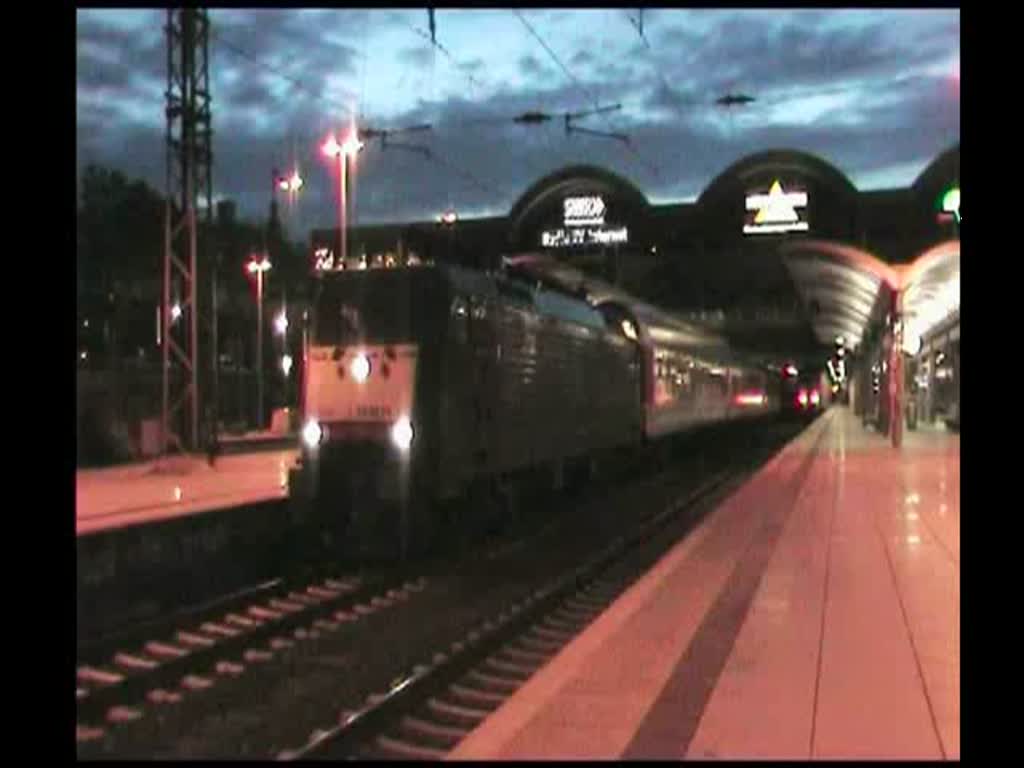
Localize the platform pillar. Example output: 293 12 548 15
889 288 904 449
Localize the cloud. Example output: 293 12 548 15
398 46 433 68
76 9 959 234
518 54 547 77
570 49 595 67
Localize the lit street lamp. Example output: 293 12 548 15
274 309 288 336
322 129 364 266
438 209 458 262
277 170 304 194
275 168 304 215
247 254 272 428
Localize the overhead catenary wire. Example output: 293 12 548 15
210 21 503 208
402 14 488 94
513 9 663 181
625 10 702 112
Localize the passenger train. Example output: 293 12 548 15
289 251 783 557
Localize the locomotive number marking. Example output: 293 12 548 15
356 404 393 419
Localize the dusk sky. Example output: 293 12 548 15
76 8 960 238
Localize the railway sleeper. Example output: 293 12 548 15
498 644 551 665
565 596 608 613
145 641 188 659
447 682 506 708
374 734 448 761
531 624 574 642
113 652 160 672
398 715 470 745
548 610 589 629
425 697 490 727
466 667 523 692
482 655 535 678
516 633 563 653
557 603 602 622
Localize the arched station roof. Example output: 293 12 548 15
507 164 650 248
901 239 959 352
912 144 959 200
780 240 894 349
500 147 958 357
698 148 858 210
780 237 960 353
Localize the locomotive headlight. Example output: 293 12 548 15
391 417 414 451
350 354 371 382
301 419 323 449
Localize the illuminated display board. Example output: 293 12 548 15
541 194 628 248
313 247 336 271
311 247 422 273
541 227 628 248
743 180 809 235
563 195 606 226
941 185 960 222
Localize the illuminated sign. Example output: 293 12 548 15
564 195 606 226
744 180 809 235
541 227 628 248
941 186 960 223
313 246 426 273
539 194 627 248
313 247 336 271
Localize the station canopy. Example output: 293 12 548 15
900 240 960 353
780 239 959 354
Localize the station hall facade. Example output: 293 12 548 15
311 145 959 369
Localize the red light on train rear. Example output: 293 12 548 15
797 390 809 407
810 390 821 406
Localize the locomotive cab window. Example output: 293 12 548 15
313 269 429 346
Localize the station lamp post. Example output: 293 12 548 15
322 130 364 267
247 254 272 429
438 209 458 262
276 169 304 197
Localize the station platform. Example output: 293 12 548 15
450 407 959 760
76 448 297 537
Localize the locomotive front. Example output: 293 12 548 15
289 266 445 549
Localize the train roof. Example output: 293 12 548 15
314 261 609 332
502 253 740 358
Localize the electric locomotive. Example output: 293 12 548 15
289 256 642 557
290 251 781 558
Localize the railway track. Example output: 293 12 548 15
78 420 800 758
279 468 737 760
76 569 428 743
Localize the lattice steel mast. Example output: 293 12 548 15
162 8 213 454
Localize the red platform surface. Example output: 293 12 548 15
76 449 297 536
450 408 959 760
